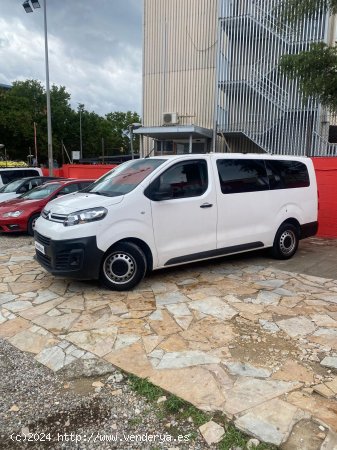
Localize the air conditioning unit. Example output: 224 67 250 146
162 112 179 125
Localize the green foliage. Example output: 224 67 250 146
219 425 247 450
128 375 164 401
278 0 337 112
281 0 337 20
219 424 278 450
106 110 141 154
280 42 337 111
0 79 141 164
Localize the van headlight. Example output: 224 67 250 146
3 210 23 218
64 207 108 226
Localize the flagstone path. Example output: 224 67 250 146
1 239 337 447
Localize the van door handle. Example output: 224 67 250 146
200 203 213 208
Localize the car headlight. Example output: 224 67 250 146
2 210 23 218
64 207 108 226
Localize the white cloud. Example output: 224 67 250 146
0 0 142 116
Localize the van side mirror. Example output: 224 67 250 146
144 184 172 201
151 190 172 201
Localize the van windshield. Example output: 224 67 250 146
84 159 166 197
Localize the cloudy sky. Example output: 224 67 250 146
0 0 143 116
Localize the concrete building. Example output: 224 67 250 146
136 0 337 157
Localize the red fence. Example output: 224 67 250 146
44 160 337 239
312 158 337 238
42 164 115 180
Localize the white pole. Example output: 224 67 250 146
43 0 53 175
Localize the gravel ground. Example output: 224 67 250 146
0 233 34 250
0 338 211 450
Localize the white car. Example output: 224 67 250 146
34 153 318 291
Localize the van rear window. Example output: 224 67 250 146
266 160 310 189
216 159 310 194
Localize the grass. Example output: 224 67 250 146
219 425 278 450
127 374 278 449
128 374 164 401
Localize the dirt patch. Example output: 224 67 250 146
281 419 326 450
230 319 299 369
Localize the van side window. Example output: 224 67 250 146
266 160 310 189
147 160 208 200
216 159 269 194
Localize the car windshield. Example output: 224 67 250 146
20 183 62 200
84 159 166 197
0 179 24 193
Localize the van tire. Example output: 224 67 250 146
272 223 299 260
100 242 147 291
27 213 40 236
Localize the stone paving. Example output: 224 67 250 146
1 238 337 447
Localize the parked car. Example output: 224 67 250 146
0 179 94 235
34 154 318 291
0 176 62 202
0 167 43 187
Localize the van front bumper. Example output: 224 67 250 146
34 231 104 280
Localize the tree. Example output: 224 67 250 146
106 111 141 154
280 43 337 111
280 0 337 20
0 79 141 164
279 0 337 111
0 80 75 163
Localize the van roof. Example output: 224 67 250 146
147 153 310 161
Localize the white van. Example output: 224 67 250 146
0 167 43 187
34 154 318 291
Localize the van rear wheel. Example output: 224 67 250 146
272 223 299 260
100 242 147 291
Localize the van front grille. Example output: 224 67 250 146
36 250 51 269
35 232 51 246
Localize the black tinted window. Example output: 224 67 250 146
0 169 40 184
147 160 208 200
24 170 40 177
266 160 310 189
217 159 269 194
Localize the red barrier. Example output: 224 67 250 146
42 164 116 179
311 158 337 238
43 160 337 238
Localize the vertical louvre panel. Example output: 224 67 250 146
142 0 218 153
217 0 337 156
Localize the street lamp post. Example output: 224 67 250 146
23 0 53 175
128 123 142 159
78 104 83 159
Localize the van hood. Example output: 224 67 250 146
46 192 124 214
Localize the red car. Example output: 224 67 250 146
0 179 94 235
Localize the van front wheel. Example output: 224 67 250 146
100 242 147 291
272 223 299 260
